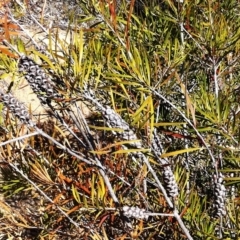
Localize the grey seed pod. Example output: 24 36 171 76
212 173 226 218
123 206 130 212
0 91 35 127
29 65 38 72
35 76 42 81
151 128 164 156
82 92 142 148
220 185 226 192
122 205 148 220
162 166 179 198
36 69 44 75
102 106 141 148
18 55 63 105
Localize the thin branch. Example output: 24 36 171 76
0 131 39 147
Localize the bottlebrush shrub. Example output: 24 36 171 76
1 0 240 238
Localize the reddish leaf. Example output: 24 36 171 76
0 46 18 58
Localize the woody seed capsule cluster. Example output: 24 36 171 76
18 55 63 105
82 92 142 149
122 206 148 220
0 91 34 127
212 173 226 217
103 106 142 148
151 129 164 156
152 129 179 198
163 166 179 198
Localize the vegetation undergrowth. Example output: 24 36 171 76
0 0 239 239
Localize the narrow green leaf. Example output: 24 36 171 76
72 184 81 204
154 122 186 127
114 148 150 154
161 147 202 158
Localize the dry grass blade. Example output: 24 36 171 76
29 161 54 185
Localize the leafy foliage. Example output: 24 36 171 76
0 0 240 239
